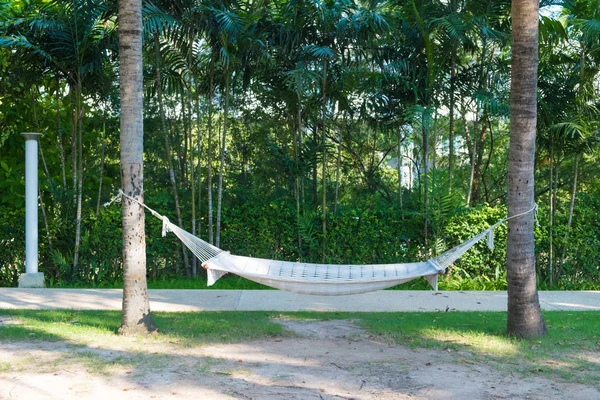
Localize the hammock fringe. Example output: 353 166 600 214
107 191 536 296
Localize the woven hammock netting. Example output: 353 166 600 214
111 191 532 296
160 214 503 296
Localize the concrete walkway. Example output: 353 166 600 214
0 288 598 312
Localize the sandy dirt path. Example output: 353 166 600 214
1 319 599 399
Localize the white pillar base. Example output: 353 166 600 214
18 272 45 288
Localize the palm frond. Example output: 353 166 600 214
303 44 335 59
143 1 179 36
0 34 52 61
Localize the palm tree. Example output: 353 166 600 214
118 0 155 335
146 11 192 276
506 0 546 338
184 0 242 246
1 0 117 279
429 0 475 192
214 6 245 249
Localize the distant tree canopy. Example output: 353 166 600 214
0 0 598 289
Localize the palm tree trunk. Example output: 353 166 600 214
118 0 155 335
183 51 196 276
38 145 53 249
154 34 190 277
70 87 77 200
38 186 52 249
471 120 487 205
506 0 546 338
207 58 215 245
96 115 107 216
321 59 328 263
334 130 341 216
190 121 197 276
295 94 302 259
190 91 197 279
398 128 403 212
73 72 84 277
312 125 318 205
181 89 189 187
448 57 456 193
548 133 554 286
465 117 475 206
552 156 560 281
422 116 429 241
558 155 579 279
196 92 203 244
39 140 52 192
56 74 67 189
216 68 230 248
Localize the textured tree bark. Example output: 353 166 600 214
506 0 546 338
118 0 155 335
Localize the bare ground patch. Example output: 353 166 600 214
0 316 22 327
1 318 599 399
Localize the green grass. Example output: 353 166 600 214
0 309 286 343
0 310 598 386
299 311 600 384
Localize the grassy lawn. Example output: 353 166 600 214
0 310 598 386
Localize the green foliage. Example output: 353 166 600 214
0 0 598 292
551 190 600 290
441 204 508 287
221 187 425 266
0 206 25 287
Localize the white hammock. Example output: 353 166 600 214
110 192 533 296
163 220 500 295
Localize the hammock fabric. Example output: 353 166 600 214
163 220 501 295
110 191 533 296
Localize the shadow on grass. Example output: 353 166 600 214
0 309 288 344
284 310 600 385
0 310 425 399
0 309 599 392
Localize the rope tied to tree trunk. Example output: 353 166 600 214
103 190 540 296
485 203 539 251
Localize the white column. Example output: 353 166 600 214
19 132 44 288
